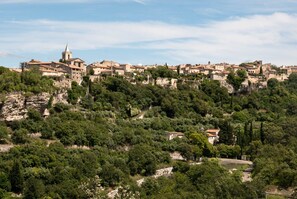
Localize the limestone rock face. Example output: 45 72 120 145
0 93 27 121
0 91 68 122
26 93 51 111
52 90 68 105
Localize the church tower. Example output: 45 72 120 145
62 44 72 62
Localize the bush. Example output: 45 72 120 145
12 128 30 144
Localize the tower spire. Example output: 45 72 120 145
65 44 70 52
62 44 72 61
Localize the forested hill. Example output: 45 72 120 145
1 67 297 198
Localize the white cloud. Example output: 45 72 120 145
0 51 22 58
200 0 297 15
133 0 146 4
0 52 9 57
1 12 297 65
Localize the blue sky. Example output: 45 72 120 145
1 0 297 67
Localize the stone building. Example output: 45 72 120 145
21 45 86 82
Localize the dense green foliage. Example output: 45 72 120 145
0 67 54 94
227 69 247 92
146 65 178 79
1 70 297 198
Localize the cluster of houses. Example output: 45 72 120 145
19 45 146 83
18 45 296 88
87 61 145 76
20 45 86 82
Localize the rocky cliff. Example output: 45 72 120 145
0 91 68 121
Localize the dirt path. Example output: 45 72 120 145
218 158 253 165
132 106 152 120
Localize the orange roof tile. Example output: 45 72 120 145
206 129 220 133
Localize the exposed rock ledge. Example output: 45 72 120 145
0 91 68 122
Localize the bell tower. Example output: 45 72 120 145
62 44 72 62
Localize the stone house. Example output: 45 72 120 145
87 62 112 75
130 65 145 73
87 60 128 76
230 65 243 72
188 65 204 74
21 45 86 82
166 132 184 140
113 66 125 76
213 64 225 71
177 64 191 74
120 64 132 73
206 129 220 145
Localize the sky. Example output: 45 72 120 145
1 0 297 67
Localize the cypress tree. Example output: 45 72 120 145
218 120 234 145
10 160 24 193
236 126 243 155
260 122 265 144
249 121 253 143
244 122 249 145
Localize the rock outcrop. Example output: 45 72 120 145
52 90 68 105
0 91 68 121
26 93 51 111
0 93 28 121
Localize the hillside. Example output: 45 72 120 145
0 67 297 198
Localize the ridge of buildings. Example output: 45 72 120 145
19 46 297 88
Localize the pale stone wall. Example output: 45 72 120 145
155 78 177 89
0 91 69 122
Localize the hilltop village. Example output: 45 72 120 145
16 45 295 92
1 45 297 198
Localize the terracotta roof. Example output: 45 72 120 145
28 59 42 63
206 129 220 133
28 61 51 65
89 64 110 69
100 60 119 65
